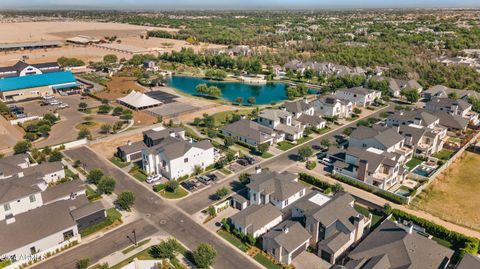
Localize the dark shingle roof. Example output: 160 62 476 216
247 171 303 201
263 220 311 252
229 204 282 234
348 220 454 269
221 119 275 144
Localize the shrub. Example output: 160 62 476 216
299 173 332 190
306 160 316 170
116 191 135 211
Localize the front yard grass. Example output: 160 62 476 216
432 149 455 160
80 208 122 237
405 157 423 170
129 169 147 182
253 252 283 269
260 151 274 159
211 109 253 126
217 229 249 252
159 186 189 199
276 141 295 151
110 157 130 168
412 151 480 231
219 167 232 175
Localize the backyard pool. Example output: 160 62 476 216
412 164 437 178
167 76 290 105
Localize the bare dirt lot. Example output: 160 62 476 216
0 21 225 65
412 151 480 231
90 132 144 159
96 76 146 100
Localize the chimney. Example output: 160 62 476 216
357 160 368 182
255 166 262 174
127 140 132 146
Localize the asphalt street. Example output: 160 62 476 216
39 146 262 269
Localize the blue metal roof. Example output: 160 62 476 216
0 71 77 92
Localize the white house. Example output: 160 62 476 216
0 176 44 221
247 170 306 210
257 109 304 141
312 97 353 119
280 100 327 129
229 204 283 238
335 87 381 107
142 138 214 180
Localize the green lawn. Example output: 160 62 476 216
353 204 385 228
432 149 455 160
253 253 283 269
80 208 122 237
217 229 249 252
160 186 189 199
211 109 253 126
405 157 424 170
64 168 78 179
0 259 12 269
129 169 147 182
86 185 102 201
297 136 313 145
122 239 151 254
260 151 274 159
276 141 295 151
110 157 130 168
219 167 233 175
432 236 454 249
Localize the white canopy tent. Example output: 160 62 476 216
117 90 162 110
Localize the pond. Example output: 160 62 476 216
166 76 289 105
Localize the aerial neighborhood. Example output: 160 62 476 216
0 6 479 269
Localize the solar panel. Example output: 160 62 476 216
145 91 179 103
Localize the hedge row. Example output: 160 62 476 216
331 174 406 205
392 209 479 262
299 173 333 190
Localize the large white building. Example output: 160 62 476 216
142 135 214 180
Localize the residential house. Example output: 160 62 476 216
280 100 326 129
262 220 312 265
257 109 304 141
0 154 31 179
328 147 405 189
312 97 353 119
398 124 446 158
116 140 147 162
0 176 44 221
335 87 381 107
386 110 440 129
142 137 214 180
247 170 306 210
229 204 283 238
221 119 282 147
343 220 454 269
295 193 371 264
22 161 65 184
422 84 480 101
349 125 412 159
371 76 422 97
425 97 478 126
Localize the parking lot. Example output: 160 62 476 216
181 171 226 193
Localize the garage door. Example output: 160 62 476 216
291 243 306 260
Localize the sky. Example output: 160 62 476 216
1 0 480 9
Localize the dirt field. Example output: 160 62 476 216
412 151 480 231
90 132 144 159
96 76 146 100
0 21 225 66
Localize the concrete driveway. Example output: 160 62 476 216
292 251 331 269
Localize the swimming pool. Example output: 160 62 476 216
412 164 436 178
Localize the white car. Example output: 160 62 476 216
57 103 69 109
49 100 60 105
146 174 162 184
43 95 55 100
320 157 333 166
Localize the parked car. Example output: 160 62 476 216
181 181 197 191
57 102 69 109
146 174 162 184
48 99 60 105
206 173 218 181
316 152 327 159
320 157 333 166
243 156 256 165
197 175 213 185
237 159 249 166
43 95 55 100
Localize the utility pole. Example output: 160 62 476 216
132 229 137 245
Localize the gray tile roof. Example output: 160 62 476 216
146 136 212 160
229 204 282 234
348 220 454 269
280 100 311 114
330 147 399 175
247 171 303 201
118 141 147 155
427 97 471 112
0 197 87 255
337 87 373 95
22 161 63 177
0 176 41 204
350 126 404 149
297 114 326 127
143 127 184 141
221 119 275 144
263 220 311 252
0 154 29 177
70 201 105 221
435 111 469 130
456 254 480 269
388 110 439 127
307 193 357 231
259 109 292 121
41 179 85 204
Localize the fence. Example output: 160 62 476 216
10 115 41 125
411 130 480 200
51 138 88 150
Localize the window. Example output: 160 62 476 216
63 230 74 241
284 200 289 206
30 247 36 255
29 195 36 203
184 158 188 163
3 203 10 211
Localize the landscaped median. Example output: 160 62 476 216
276 136 312 151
